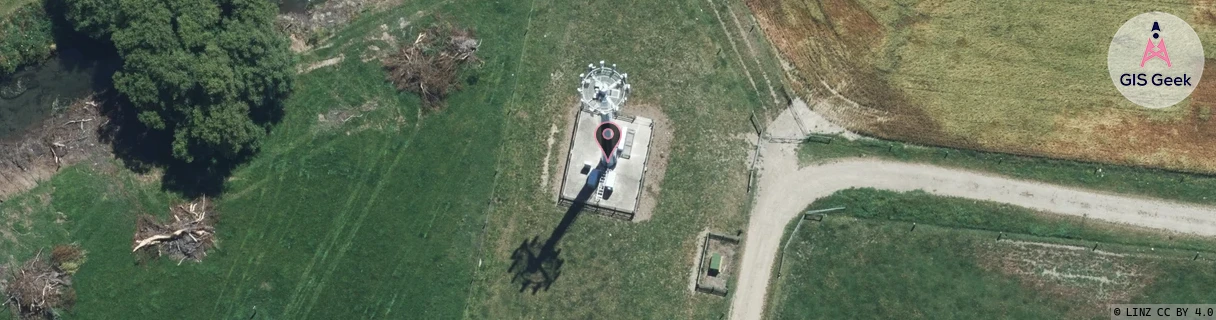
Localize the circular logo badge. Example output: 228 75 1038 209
1107 12 1205 109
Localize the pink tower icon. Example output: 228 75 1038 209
1141 21 1171 67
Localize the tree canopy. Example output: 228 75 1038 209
64 0 293 163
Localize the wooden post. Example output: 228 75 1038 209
749 111 762 135
910 223 916 231
997 232 1003 241
1092 243 1098 251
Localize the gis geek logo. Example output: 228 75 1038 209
1122 21 1192 87
1108 12 1205 109
1141 22 1171 67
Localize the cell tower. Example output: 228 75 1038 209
578 61 631 198
579 61 631 120
557 60 653 218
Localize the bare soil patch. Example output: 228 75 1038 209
276 0 406 39
626 102 672 222
539 123 558 190
817 0 884 48
1195 0 1216 26
288 34 311 53
298 54 345 74
745 0 942 147
1045 78 1216 172
1189 59 1216 114
0 95 107 201
975 239 1153 318
317 100 377 129
694 233 739 296
315 100 407 135
548 96 579 200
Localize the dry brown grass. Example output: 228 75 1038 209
1044 60 1216 171
749 0 1216 173
746 0 943 146
1195 0 1216 26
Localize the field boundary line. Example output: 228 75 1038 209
301 130 420 316
722 0 780 106
281 137 393 317
462 0 541 317
705 0 761 98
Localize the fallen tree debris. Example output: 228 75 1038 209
0 94 107 201
382 19 480 108
132 197 217 263
2 245 86 320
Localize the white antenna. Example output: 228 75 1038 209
577 61 630 117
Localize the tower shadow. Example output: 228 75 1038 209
508 184 595 294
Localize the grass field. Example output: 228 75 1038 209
769 192 1216 319
3 1 506 315
799 135 1216 206
770 216 1216 319
0 0 780 318
464 0 782 317
748 0 1216 173
808 188 1216 254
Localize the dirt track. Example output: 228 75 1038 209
728 105 1216 320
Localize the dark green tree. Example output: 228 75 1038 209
64 0 292 162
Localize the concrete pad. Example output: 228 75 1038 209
558 110 653 218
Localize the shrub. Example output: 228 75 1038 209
0 3 54 77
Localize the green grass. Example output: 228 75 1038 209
808 188 1216 255
0 176 68 267
769 215 1216 319
4 0 513 318
800 136 1216 206
463 0 782 318
1 0 780 317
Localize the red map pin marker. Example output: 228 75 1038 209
595 121 622 163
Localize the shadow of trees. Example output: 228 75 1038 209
508 185 595 294
93 92 251 198
39 0 279 198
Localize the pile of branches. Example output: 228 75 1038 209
382 20 481 108
132 197 217 264
2 245 85 320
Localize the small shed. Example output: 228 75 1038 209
708 253 722 277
